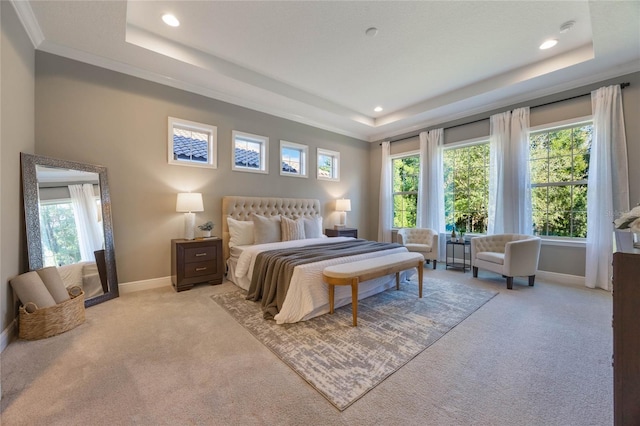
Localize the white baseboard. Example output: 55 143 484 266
1 319 17 354
118 276 172 295
536 270 585 287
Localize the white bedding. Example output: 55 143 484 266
230 237 409 324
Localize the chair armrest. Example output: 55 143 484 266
503 238 541 276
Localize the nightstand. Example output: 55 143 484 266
325 228 358 238
171 238 224 292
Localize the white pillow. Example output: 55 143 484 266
227 217 254 248
252 214 281 244
10 271 57 309
303 216 323 239
281 216 306 241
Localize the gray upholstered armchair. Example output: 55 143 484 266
470 234 541 289
397 228 438 269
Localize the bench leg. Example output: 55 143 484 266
418 261 424 298
351 278 358 327
329 284 335 314
396 272 400 290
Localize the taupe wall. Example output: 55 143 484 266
368 71 640 277
1 2 35 333
34 52 370 284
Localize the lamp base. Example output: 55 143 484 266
184 212 196 240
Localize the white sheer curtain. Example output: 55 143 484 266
417 129 446 260
378 141 393 242
69 184 104 262
586 85 629 290
488 107 532 235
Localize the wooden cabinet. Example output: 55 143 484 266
612 231 640 426
171 238 223 292
325 228 358 238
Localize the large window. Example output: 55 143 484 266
168 117 217 169
392 154 419 228
529 121 592 238
443 142 489 234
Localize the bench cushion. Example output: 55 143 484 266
323 252 423 279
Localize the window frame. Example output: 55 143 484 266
317 148 340 181
231 130 269 174
528 116 593 241
391 151 420 230
443 137 490 235
280 140 308 178
168 117 217 169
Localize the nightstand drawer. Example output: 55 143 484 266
171 238 224 292
183 260 217 278
184 245 216 263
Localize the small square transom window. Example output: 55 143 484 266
232 131 269 174
280 140 308 178
168 117 217 169
317 148 340 181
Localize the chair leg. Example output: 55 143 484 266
432 260 437 270
529 275 535 286
472 266 478 277
506 276 513 290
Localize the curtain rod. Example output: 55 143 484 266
381 82 630 145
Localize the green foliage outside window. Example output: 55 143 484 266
392 155 419 228
444 143 489 234
529 124 592 237
39 202 81 267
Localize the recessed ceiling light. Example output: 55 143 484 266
162 14 180 27
374 106 383 112
539 39 558 50
365 27 378 37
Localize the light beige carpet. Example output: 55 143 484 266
0 268 614 425
212 278 497 410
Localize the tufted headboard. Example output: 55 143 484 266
221 196 322 260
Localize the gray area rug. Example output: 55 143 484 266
211 277 497 410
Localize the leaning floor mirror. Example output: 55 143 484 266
21 153 119 307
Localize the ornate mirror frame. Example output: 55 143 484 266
21 153 119 307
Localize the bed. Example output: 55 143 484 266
222 196 409 324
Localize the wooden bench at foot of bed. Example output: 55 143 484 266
322 252 425 326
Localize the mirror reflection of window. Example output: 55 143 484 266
39 200 81 266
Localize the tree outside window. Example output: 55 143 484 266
444 143 489 234
529 123 592 238
39 202 81 266
392 154 419 228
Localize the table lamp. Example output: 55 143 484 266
335 198 351 229
176 192 204 240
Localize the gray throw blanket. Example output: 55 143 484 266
247 239 402 319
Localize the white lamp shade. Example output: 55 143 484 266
336 199 351 212
176 193 204 212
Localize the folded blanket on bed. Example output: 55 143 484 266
247 239 402 319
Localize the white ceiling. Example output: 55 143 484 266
13 1 640 141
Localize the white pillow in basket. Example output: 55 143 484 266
10 271 56 309
36 267 70 304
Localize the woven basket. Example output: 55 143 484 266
18 287 85 340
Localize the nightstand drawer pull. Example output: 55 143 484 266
195 253 207 257
195 267 207 271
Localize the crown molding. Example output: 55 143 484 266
10 0 44 48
